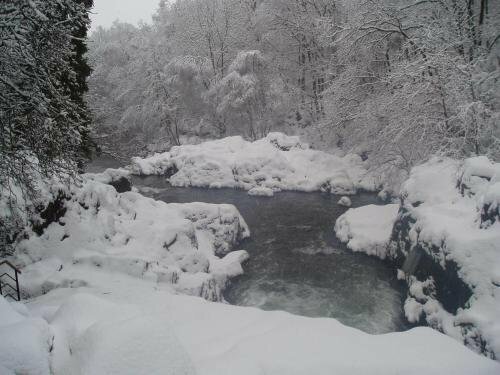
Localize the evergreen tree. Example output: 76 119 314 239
65 0 95 167
0 0 93 238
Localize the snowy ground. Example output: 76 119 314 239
1 156 500 372
2 280 500 375
130 133 377 195
335 156 500 358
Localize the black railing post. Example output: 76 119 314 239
15 270 20 301
0 260 22 301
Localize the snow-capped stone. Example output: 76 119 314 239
395 156 500 358
334 204 399 259
337 196 352 207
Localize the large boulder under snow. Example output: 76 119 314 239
395 157 500 358
130 133 377 195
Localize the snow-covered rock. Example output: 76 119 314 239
337 196 352 207
334 204 399 259
393 157 500 358
457 156 500 226
12 171 249 302
340 157 500 359
335 156 500 359
130 133 377 195
83 168 132 193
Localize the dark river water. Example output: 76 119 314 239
132 176 409 334
87 158 409 334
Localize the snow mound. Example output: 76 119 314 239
130 133 377 195
49 293 195 375
14 171 250 302
334 204 399 259
0 296 52 375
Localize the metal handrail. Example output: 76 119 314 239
0 260 21 301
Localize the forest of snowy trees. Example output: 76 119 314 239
89 0 500 175
1 0 498 250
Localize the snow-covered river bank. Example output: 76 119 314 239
2 141 498 373
84 135 500 360
132 175 408 334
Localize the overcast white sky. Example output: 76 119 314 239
90 0 160 31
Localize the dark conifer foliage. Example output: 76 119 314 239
64 0 95 165
0 0 93 246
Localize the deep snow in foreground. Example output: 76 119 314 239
335 156 500 358
2 282 500 375
130 133 376 195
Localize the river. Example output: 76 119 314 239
87 158 408 334
132 175 408 334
